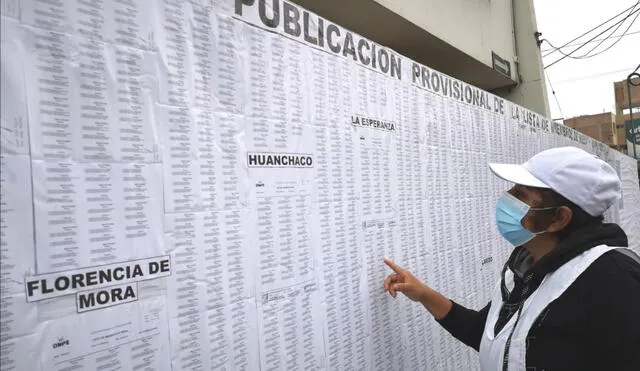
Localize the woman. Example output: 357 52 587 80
384 147 640 370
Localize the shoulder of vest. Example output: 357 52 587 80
575 246 640 281
610 247 640 265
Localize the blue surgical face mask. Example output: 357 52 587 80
495 192 556 247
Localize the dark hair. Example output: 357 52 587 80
534 188 604 240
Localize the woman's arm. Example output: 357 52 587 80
436 301 491 351
383 259 491 351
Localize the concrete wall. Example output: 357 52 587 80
290 0 550 117
492 0 550 118
372 0 515 72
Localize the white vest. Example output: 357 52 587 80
478 244 623 371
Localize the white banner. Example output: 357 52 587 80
1 0 639 370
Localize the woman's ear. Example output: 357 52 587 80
547 206 573 233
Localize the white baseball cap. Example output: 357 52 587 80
488 147 621 216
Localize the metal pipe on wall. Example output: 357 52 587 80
627 65 640 159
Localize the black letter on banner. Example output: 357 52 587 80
412 63 420 84
464 86 473 103
343 32 357 61
442 76 450 96
390 55 401 80
472 89 480 106
99 270 112 284
421 67 431 89
86 271 97 286
78 294 95 309
248 154 258 166
55 276 70 291
494 97 503 114
235 0 254 16
259 0 280 28
149 261 160 274
303 11 318 45
113 267 124 280
453 81 461 100
161 259 170 273
283 2 300 37
327 24 341 53
430 72 441 93
317 18 324 47
358 39 371 65
97 291 109 304
132 265 143 278
26 281 39 297
378 49 389 74
42 280 52 294
371 44 377 68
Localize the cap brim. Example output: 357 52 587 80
488 163 550 189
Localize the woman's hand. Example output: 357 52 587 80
383 258 453 320
383 258 432 302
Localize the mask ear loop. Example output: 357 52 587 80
527 206 561 235
528 206 560 211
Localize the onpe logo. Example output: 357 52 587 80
52 337 70 349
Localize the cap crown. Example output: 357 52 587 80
523 147 621 216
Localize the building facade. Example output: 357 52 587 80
290 0 550 116
564 113 618 147
614 77 640 158
561 77 640 158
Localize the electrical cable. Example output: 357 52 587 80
573 1 640 58
540 31 640 52
573 7 640 59
544 6 639 61
545 72 565 119
543 10 639 62
542 2 640 58
544 12 638 61
544 8 640 69
552 67 637 84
